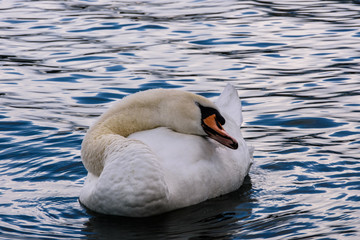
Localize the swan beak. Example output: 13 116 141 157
202 114 238 149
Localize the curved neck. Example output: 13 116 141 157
99 106 162 137
81 105 164 176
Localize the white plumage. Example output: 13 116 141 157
80 84 253 217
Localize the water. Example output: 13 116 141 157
1 0 359 239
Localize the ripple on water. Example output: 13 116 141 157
0 0 360 239
249 115 347 129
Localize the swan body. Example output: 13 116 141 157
80 84 253 217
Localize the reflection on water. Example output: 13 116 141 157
83 177 253 239
1 0 360 239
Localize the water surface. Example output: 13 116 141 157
1 0 360 239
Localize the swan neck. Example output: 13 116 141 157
100 107 162 137
81 105 163 176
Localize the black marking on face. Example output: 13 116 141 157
196 103 225 125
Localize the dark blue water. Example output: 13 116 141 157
1 0 360 239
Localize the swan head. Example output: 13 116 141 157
95 88 238 150
154 89 239 150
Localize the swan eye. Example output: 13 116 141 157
197 102 238 149
196 103 225 125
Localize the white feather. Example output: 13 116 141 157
79 84 253 217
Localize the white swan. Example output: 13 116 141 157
80 84 253 217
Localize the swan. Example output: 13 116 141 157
79 84 253 217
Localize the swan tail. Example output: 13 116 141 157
215 84 243 127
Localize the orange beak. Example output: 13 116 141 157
202 114 238 149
